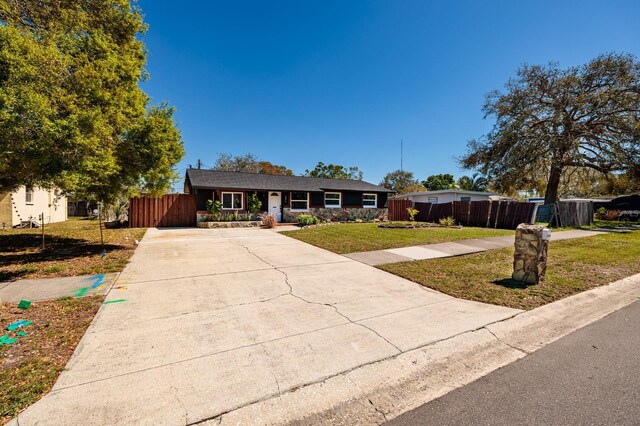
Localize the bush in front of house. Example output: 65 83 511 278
248 193 262 215
206 199 223 214
298 214 320 226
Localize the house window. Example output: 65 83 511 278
363 193 377 208
221 192 243 210
460 196 471 202
290 191 308 211
324 192 341 208
25 187 33 204
427 197 438 203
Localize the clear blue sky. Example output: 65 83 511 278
137 0 640 186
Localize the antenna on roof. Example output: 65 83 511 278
400 139 403 171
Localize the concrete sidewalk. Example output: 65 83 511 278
11 227 520 426
344 229 603 266
0 273 118 303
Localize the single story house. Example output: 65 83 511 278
394 189 497 204
184 169 394 222
0 186 67 228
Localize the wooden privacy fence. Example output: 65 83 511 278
388 199 412 221
129 194 197 228
554 201 594 227
388 199 537 229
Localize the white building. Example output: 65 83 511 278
394 189 498 204
0 186 67 228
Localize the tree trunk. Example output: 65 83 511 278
544 166 562 204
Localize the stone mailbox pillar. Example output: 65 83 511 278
512 224 550 284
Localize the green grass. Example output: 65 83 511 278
379 231 640 310
0 218 146 282
281 223 513 254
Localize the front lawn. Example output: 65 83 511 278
379 231 640 310
281 223 513 254
0 296 103 424
0 218 146 282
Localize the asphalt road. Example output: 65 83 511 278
387 299 640 426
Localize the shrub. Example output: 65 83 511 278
247 192 262 214
407 207 419 222
298 214 319 226
206 199 222 214
605 210 621 221
439 216 456 227
262 214 277 228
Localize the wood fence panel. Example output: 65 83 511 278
414 202 432 222
555 201 593 227
388 199 412 221
129 194 197 228
468 201 491 227
453 201 471 226
389 199 535 229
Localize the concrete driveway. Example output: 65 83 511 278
14 228 520 425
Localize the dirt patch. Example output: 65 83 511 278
0 296 103 424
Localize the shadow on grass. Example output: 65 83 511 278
492 277 537 289
0 234 122 282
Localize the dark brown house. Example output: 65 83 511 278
184 169 394 223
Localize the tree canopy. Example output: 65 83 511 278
211 153 293 175
421 174 456 191
380 169 417 193
460 53 640 203
0 0 184 202
304 162 363 180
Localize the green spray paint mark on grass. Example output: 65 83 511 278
103 299 126 305
17 331 27 337
74 287 89 297
6 320 32 331
0 334 18 345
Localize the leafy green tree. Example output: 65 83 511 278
304 162 363 180
0 0 184 202
460 53 640 204
380 170 417 193
457 173 489 191
422 174 456 191
212 153 293 175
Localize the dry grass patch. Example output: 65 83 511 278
0 296 103 424
0 218 146 282
281 223 512 254
379 231 640 310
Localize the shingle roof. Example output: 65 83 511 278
186 169 394 193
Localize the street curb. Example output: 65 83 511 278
210 273 640 426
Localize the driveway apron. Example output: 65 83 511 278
13 228 520 425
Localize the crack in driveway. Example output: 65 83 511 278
236 242 403 354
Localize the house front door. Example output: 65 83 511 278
268 192 282 222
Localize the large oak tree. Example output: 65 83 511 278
0 0 184 202
460 53 640 203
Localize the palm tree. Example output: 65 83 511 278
457 173 488 191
